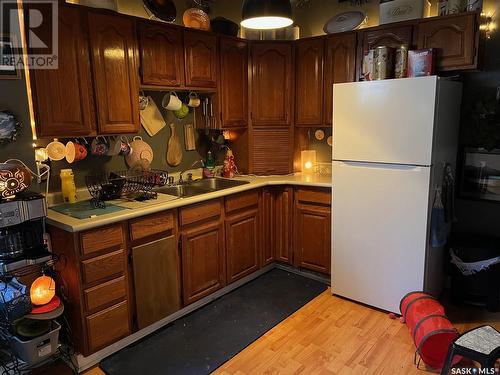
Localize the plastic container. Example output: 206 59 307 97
10 321 61 366
400 292 459 369
60 169 77 204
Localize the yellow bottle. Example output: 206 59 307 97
60 169 77 204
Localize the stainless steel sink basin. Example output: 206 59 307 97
156 178 249 198
190 178 249 191
157 185 210 198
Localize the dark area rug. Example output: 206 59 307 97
100 269 327 375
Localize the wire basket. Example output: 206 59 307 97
86 169 169 207
0 289 32 324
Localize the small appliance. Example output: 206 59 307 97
0 192 50 273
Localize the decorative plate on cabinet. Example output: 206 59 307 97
323 11 365 34
183 8 210 30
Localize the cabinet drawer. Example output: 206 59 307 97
80 224 124 256
83 276 127 313
296 188 331 206
180 199 221 227
86 300 130 353
225 190 259 214
81 249 125 285
130 211 174 242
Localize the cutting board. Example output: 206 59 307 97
184 124 196 151
140 96 166 137
166 123 182 166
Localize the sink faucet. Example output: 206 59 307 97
178 159 204 185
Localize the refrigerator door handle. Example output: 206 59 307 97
334 161 428 171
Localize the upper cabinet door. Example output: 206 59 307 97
183 31 218 88
220 38 248 128
251 42 293 126
88 13 140 134
362 25 413 52
416 13 477 71
31 6 95 138
138 23 184 87
324 33 357 126
295 38 324 126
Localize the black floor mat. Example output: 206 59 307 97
100 269 327 375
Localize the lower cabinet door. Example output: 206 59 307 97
86 300 130 353
275 187 293 264
181 221 225 305
132 236 181 330
295 203 331 274
226 209 260 283
261 188 275 266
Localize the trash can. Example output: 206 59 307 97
449 235 500 312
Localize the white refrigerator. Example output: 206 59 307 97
331 76 462 313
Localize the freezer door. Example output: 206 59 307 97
332 161 431 313
333 77 437 166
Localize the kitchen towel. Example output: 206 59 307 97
430 187 446 247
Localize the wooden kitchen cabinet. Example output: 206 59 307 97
181 220 225 305
275 187 293 264
220 37 248 128
88 12 140 134
294 188 331 274
183 30 218 88
251 42 293 126
261 188 275 266
180 200 225 305
225 209 260 283
30 5 96 137
86 300 130 353
295 38 324 126
416 13 478 71
324 33 357 125
361 25 414 52
49 223 131 356
262 187 293 265
225 190 260 283
138 23 184 87
251 128 293 174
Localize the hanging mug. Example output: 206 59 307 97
187 92 201 108
91 136 109 156
161 91 182 111
65 139 88 163
117 136 133 156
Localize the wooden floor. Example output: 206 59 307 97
84 288 500 375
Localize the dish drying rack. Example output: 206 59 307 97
86 169 169 208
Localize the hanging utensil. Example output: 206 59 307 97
184 124 196 151
166 123 183 167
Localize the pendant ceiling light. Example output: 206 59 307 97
241 0 293 30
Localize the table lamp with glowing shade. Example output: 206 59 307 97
30 275 56 306
301 150 317 174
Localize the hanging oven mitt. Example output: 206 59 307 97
430 187 446 248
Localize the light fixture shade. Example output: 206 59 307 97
301 150 317 174
241 0 293 30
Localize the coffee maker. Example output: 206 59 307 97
0 192 50 273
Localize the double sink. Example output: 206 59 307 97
157 178 250 198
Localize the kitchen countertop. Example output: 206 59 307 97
47 173 332 233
